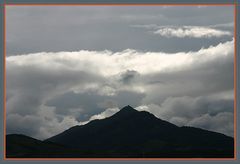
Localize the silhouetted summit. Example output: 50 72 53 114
120 105 136 111
6 106 234 158
112 105 138 118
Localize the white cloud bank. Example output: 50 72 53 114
153 26 232 38
6 39 234 139
7 39 233 76
132 24 233 38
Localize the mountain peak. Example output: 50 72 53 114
38 105 234 158
121 105 136 111
112 105 138 118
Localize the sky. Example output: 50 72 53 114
6 6 234 140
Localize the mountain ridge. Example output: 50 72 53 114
6 105 234 158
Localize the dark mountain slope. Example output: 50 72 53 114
46 106 179 149
45 105 234 158
6 134 82 158
7 106 234 158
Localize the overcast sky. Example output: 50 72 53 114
6 6 234 140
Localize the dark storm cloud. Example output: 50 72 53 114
46 90 145 121
141 49 234 104
6 6 233 55
136 95 234 136
6 38 234 138
187 112 234 137
119 70 140 84
7 60 105 116
7 114 43 137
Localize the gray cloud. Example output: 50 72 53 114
6 39 234 139
45 89 145 121
7 114 43 137
136 95 234 136
6 6 234 139
119 70 140 84
187 112 234 137
153 26 231 38
6 6 234 55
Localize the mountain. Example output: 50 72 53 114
6 134 84 158
7 106 234 158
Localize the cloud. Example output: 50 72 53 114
119 70 140 84
209 22 234 28
135 94 234 136
45 90 145 120
187 112 234 137
7 39 233 76
132 24 233 38
6 39 234 139
153 26 231 38
6 105 81 139
7 113 43 137
6 6 234 55
80 108 120 125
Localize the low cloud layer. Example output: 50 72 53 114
6 39 234 139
